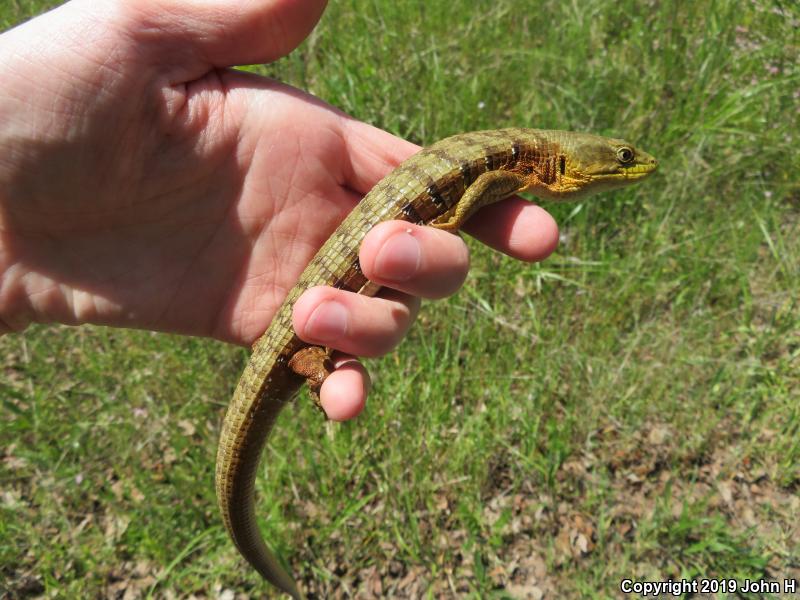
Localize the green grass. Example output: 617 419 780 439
2 0 799 598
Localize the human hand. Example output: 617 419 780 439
0 0 559 419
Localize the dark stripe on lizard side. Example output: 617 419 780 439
400 201 423 224
426 184 447 208
329 256 367 292
333 268 368 292
426 149 479 197
484 144 503 171
459 161 474 187
541 155 552 183
403 162 454 212
368 179 410 214
401 163 447 215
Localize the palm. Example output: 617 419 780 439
0 7 413 343
204 78 393 344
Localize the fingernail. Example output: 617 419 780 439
305 301 348 343
374 231 421 282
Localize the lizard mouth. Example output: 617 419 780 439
624 159 659 178
592 158 658 181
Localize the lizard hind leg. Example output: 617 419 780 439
431 170 528 232
288 346 334 413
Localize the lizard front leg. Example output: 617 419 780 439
430 170 529 232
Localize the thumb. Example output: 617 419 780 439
124 0 327 76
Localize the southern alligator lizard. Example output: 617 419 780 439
215 128 657 597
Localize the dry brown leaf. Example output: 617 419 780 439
178 419 196 436
103 513 130 542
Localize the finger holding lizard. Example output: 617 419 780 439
291 122 562 421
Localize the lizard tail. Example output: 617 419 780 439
216 360 305 599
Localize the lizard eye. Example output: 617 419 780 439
616 147 635 164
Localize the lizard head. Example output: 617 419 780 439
544 132 658 199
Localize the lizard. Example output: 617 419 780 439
215 128 658 598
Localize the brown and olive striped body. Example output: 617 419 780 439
215 129 657 598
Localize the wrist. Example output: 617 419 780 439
0 25 71 334
0 73 33 334
0 243 33 334
0 228 99 334
0 223 63 335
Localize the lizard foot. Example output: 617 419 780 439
287 346 334 414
